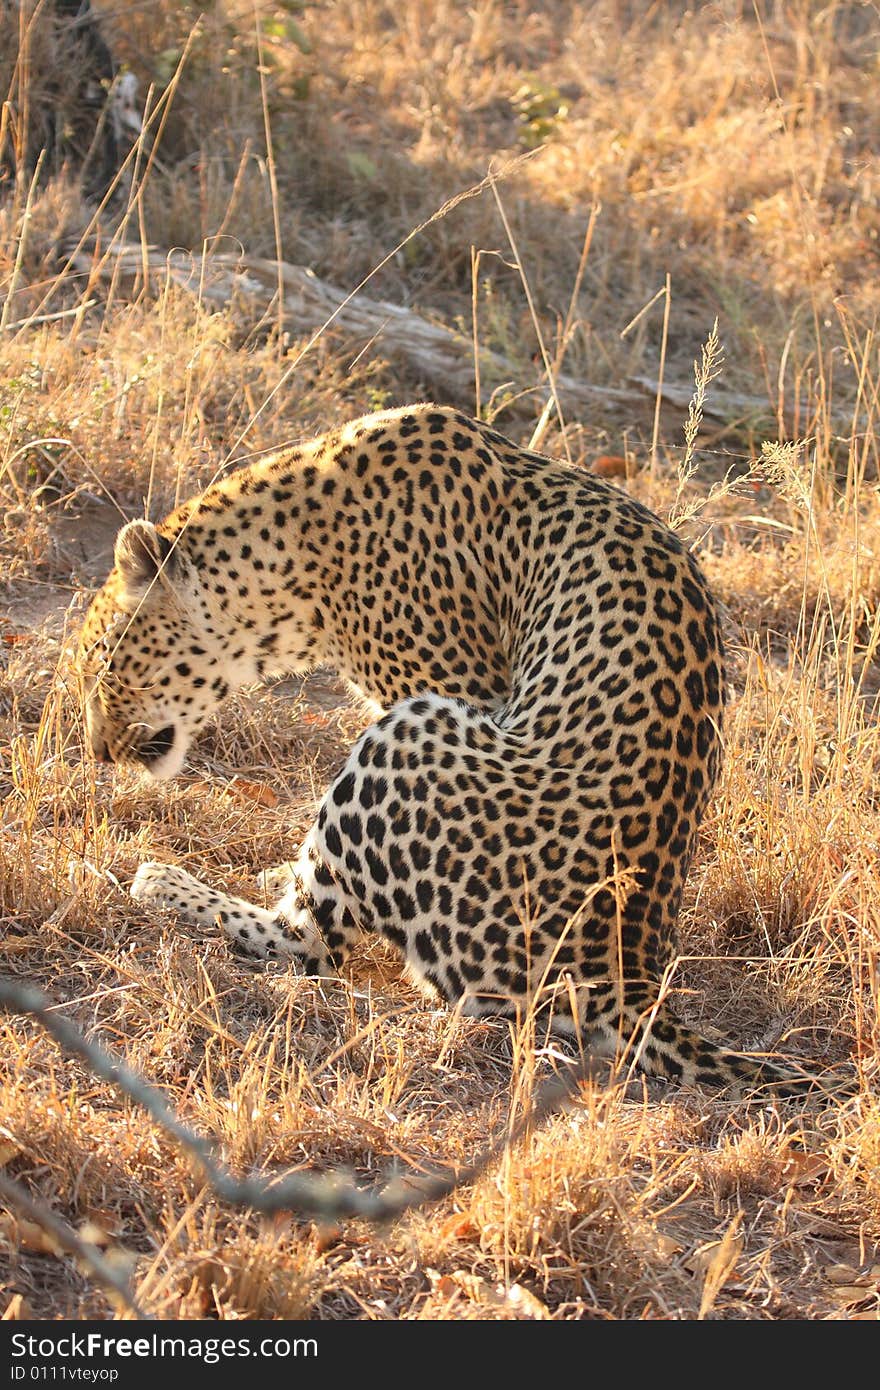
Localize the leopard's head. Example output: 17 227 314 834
78 520 229 779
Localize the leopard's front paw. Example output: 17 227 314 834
131 861 203 913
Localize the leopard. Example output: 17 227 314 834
77 403 805 1092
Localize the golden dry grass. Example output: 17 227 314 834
1 1 879 1320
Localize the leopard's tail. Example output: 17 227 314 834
565 978 842 1097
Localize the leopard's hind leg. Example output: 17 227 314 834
559 977 818 1096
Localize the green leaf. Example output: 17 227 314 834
347 152 378 182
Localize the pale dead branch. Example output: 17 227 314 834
70 243 786 429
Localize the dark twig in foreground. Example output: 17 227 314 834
0 976 580 1223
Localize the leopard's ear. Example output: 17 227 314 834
114 520 177 601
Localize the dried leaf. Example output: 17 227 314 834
228 777 279 808
591 454 630 478
193 1258 226 1297
78 1220 111 1249
181 1273 213 1318
433 1269 550 1318
0 1213 63 1257
1 1294 32 1320
782 1151 832 1189
656 1231 683 1257
505 1283 552 1319
439 1212 479 1242
830 1285 876 1304
97 1247 139 1281
689 1216 744 1318
310 1222 344 1254
184 779 216 799
82 1208 122 1238
824 1262 880 1287
0 1141 20 1168
179 777 280 808
823 1258 880 1314
448 1271 503 1308
300 710 331 727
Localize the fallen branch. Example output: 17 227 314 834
69 243 782 428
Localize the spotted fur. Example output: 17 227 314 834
79 404 802 1090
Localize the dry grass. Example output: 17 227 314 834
1 0 879 1320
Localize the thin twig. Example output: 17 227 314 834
0 147 45 334
253 2 285 348
471 245 482 418
0 300 97 334
489 164 572 464
651 272 671 476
